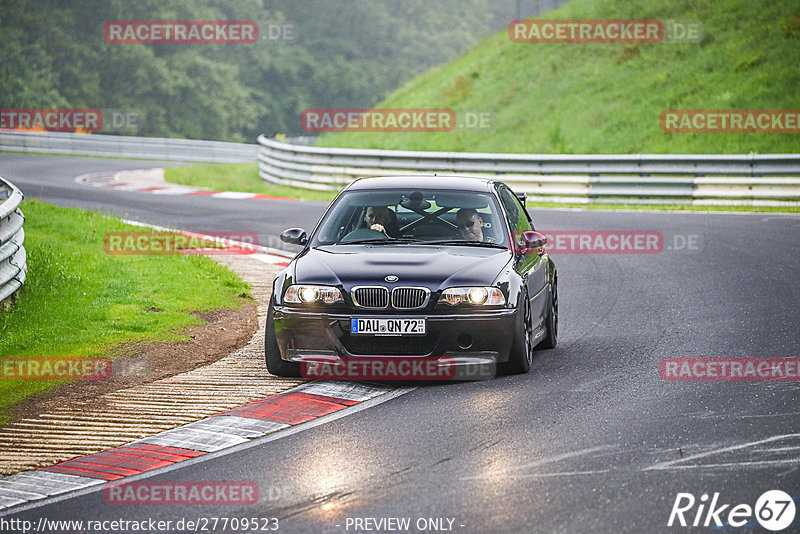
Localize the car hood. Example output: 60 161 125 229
293 245 512 291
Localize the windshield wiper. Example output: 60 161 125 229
339 238 417 245
419 239 507 249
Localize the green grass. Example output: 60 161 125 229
317 0 800 154
165 163 337 202
0 200 252 422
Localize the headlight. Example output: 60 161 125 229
284 285 343 305
440 287 505 306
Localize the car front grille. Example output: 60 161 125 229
352 286 389 308
391 287 429 309
352 286 430 309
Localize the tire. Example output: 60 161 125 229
265 301 301 377
537 277 558 350
499 291 533 375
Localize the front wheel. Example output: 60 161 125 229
537 277 558 349
265 302 300 377
499 291 533 375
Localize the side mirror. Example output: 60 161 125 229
280 228 307 246
517 231 547 254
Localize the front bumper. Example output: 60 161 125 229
273 306 518 378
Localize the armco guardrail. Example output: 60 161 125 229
257 136 800 205
0 177 26 306
0 130 257 163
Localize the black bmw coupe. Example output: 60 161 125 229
265 176 558 379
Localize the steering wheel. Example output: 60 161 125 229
340 227 387 243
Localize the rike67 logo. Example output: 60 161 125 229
669 490 796 531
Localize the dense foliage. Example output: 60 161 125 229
0 0 522 141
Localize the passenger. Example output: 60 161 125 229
456 208 494 242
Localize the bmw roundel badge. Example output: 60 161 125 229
385 275 399 283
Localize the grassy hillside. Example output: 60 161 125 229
318 0 800 154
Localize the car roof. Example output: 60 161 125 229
345 175 498 193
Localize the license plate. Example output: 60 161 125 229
350 318 426 336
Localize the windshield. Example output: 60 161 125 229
310 189 509 248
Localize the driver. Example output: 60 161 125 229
365 206 392 236
456 208 494 242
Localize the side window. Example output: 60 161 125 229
498 187 531 243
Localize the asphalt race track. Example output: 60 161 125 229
0 154 327 253
2 154 800 533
